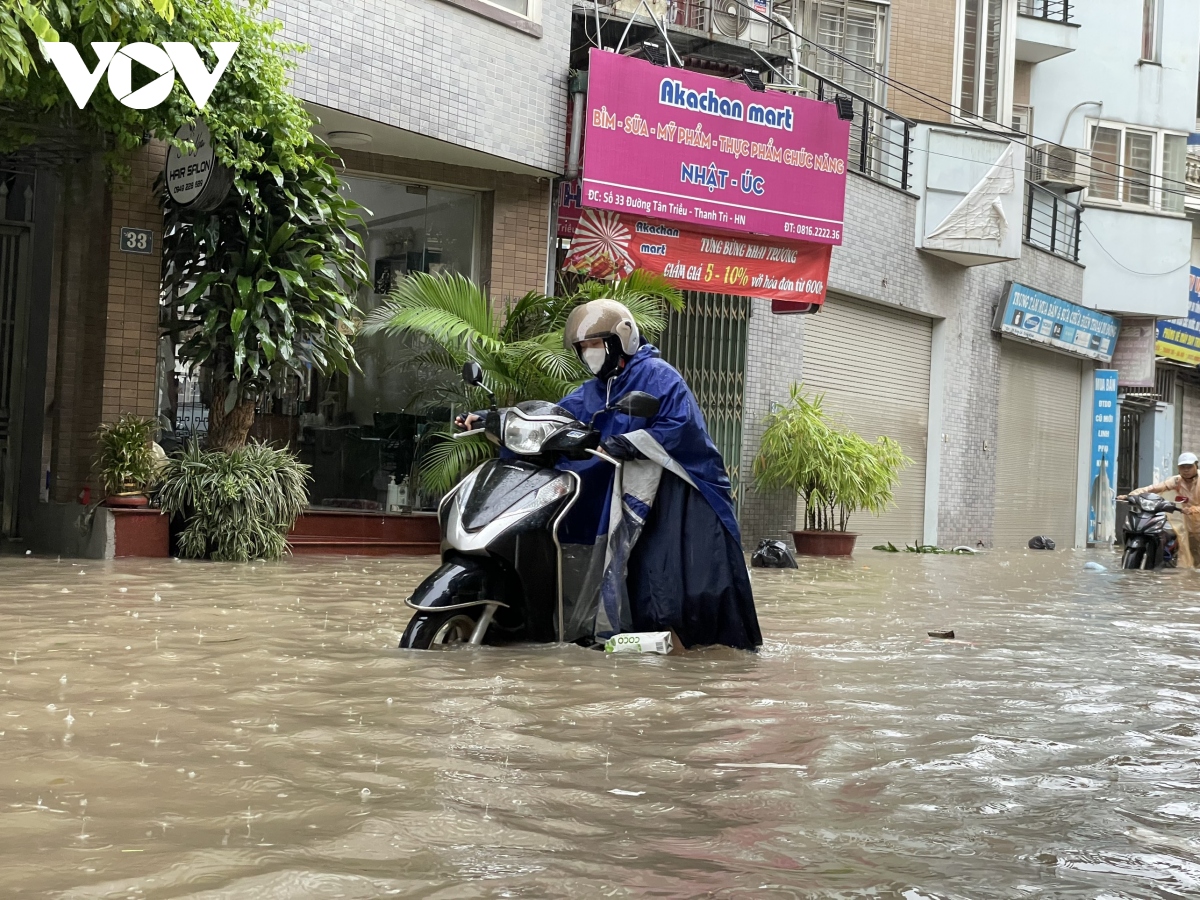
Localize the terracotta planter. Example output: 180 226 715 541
105 492 149 509
791 530 858 557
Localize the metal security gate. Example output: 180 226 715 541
0 225 30 537
658 292 751 512
994 341 1082 548
801 295 933 546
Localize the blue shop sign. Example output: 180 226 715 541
993 282 1119 363
1154 265 1200 367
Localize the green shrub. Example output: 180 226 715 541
156 442 309 561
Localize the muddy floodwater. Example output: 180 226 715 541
2 551 1200 898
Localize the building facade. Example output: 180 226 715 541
575 0 1199 551
1 0 572 554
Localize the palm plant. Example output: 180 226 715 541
156 442 310 561
360 270 683 492
753 385 911 532
94 415 159 497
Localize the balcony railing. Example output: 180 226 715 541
591 0 789 48
792 63 914 193
1018 0 1073 24
1023 181 1081 261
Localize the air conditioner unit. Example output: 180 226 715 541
1030 142 1089 190
705 0 773 46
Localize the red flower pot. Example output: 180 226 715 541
105 493 149 509
790 530 858 557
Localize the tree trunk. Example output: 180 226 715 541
207 380 257 451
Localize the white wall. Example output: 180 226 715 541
1079 206 1192 317
1029 0 1200 145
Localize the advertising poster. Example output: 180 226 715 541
556 178 583 240
580 48 851 243
1089 369 1118 545
1112 318 1157 388
562 208 831 306
993 282 1119 363
1155 266 1200 366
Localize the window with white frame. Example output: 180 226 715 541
958 0 1005 122
481 0 538 20
1142 0 1163 63
801 0 889 105
1086 121 1187 213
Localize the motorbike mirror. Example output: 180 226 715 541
462 361 484 387
613 391 661 419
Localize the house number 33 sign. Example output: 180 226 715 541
119 227 153 255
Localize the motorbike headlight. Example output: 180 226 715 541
503 414 561 455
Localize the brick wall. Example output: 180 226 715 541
738 300 805 549
46 146 164 503
270 0 571 174
103 142 165 423
339 149 550 300
1182 383 1200 455
887 0 957 123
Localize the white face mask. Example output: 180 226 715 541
582 346 608 375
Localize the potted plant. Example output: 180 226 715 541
156 442 310 561
753 386 910 556
94 415 160 507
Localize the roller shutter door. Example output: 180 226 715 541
801 295 932 546
994 341 1081 548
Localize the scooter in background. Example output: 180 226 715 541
1120 493 1179 570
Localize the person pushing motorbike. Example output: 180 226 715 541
1120 452 1200 564
457 298 761 651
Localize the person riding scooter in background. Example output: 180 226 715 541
1121 452 1200 565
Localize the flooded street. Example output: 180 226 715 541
2 551 1200 898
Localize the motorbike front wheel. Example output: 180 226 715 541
399 608 482 649
1122 545 1146 570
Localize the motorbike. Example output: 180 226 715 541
398 361 661 649
1120 493 1179 570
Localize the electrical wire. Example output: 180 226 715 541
720 0 1197 198
1080 221 1193 277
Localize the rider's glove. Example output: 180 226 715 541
601 434 645 461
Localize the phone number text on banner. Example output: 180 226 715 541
563 208 831 305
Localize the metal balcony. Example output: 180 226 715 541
792 63 913 193
1017 0 1073 24
1023 181 1082 261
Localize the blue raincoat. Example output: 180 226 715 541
556 344 761 650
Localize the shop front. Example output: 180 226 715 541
559 48 853 537
800 294 934 547
991 282 1117 549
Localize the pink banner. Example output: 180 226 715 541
581 49 851 244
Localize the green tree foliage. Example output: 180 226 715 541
753 385 911 532
1 0 314 175
162 138 368 449
3 0 367 450
361 270 684 492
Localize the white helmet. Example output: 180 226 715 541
563 299 640 355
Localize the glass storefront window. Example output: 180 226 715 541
297 175 481 511
158 172 482 513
